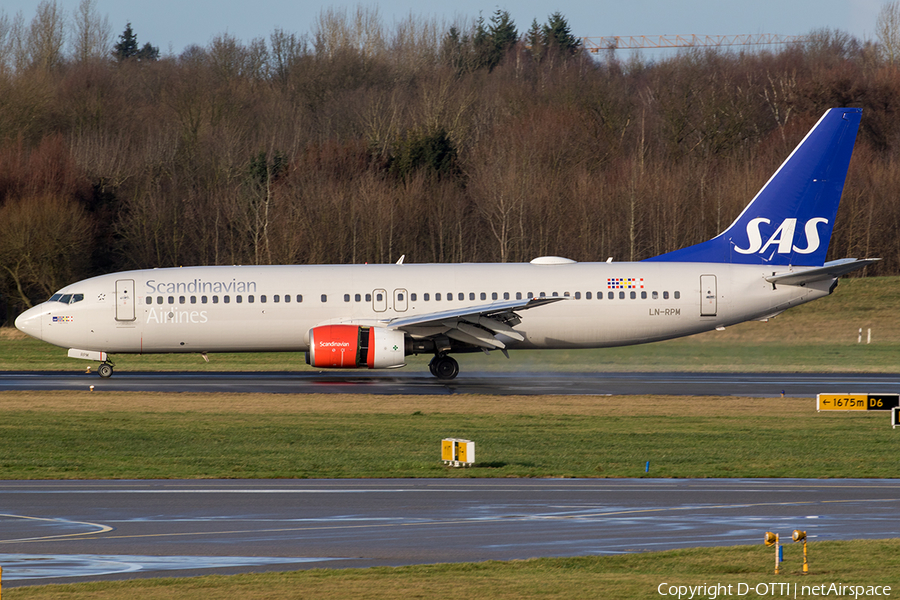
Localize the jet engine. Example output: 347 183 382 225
306 324 406 369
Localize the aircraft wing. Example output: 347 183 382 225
765 258 880 286
380 297 565 350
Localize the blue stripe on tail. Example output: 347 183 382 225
645 108 861 266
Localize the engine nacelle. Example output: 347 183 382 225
306 324 406 369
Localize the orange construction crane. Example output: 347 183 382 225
582 33 807 52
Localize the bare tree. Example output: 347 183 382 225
877 0 900 66
71 0 111 63
26 0 65 71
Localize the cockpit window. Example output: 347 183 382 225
50 293 84 304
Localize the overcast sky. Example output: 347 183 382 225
2 0 888 57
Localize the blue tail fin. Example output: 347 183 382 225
645 108 861 266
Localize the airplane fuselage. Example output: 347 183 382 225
18 261 831 356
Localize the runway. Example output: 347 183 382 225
4 372 899 587
3 370 900 396
2 479 899 587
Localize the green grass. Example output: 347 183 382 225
3 275 900 373
6 540 900 599
0 393 896 479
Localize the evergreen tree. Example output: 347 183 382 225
137 41 159 61
543 12 580 58
487 9 517 70
526 18 545 61
113 22 138 60
113 22 159 61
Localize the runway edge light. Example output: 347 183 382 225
793 530 809 574
764 532 780 575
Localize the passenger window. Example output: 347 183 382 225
674 291 681 299
355 294 361 302
458 293 464 301
540 292 546 298
492 292 498 300
398 293 405 301
145 296 152 305
260 295 266 303
619 292 625 299
575 292 581 299
321 294 327 302
344 294 350 302
663 291 669 300
297 295 303 302
527 292 533 299
516 292 522 300
285 294 291 303
224 296 230 303
202 296 208 304
237 296 243 303
586 292 592 300
248 295 254 303
190 296 196 304
503 292 509 300
641 291 647 299
376 293 383 302
481 292 487 300
630 291 636 299
652 291 658 300
435 293 441 301
274 295 280 303
179 296 186 304
467 293 473 300
168 296 175 304
365 294 371 302
424 293 430 301
213 296 219 304
411 293 417 301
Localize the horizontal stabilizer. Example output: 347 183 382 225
765 258 880 285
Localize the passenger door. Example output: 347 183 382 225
116 279 136 321
700 274 717 317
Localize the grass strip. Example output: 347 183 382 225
5 539 900 599
0 392 897 479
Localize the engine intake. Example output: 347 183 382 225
307 324 406 369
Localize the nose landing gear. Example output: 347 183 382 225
97 361 114 378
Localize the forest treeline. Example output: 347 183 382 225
2 2 900 323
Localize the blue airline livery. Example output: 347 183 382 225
16 108 877 379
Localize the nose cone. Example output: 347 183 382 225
15 305 44 341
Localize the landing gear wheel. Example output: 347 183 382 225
98 363 113 378
430 355 459 380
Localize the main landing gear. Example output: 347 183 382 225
429 354 459 380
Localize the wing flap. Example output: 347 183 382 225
383 297 564 329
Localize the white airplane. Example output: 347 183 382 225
16 108 876 380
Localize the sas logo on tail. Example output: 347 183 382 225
734 218 827 255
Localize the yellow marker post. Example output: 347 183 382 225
793 530 809 574
764 532 780 574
